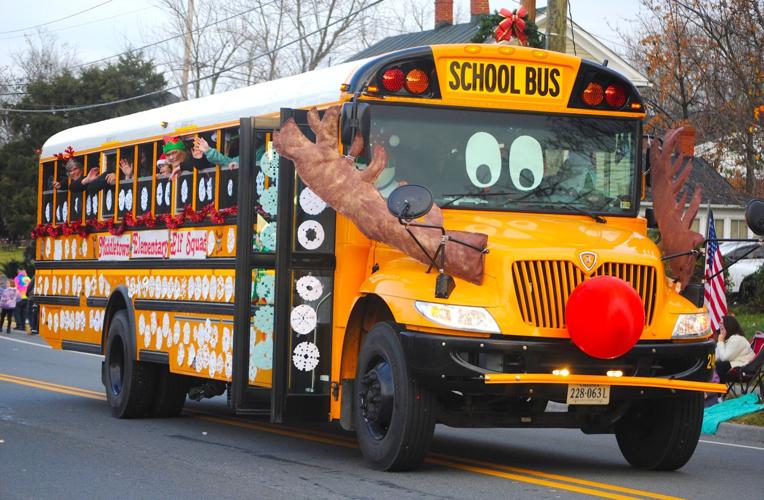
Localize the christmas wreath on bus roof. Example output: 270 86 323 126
471 7 544 48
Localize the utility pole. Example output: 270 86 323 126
181 0 195 101
546 0 568 53
521 0 536 23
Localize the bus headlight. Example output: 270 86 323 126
672 313 711 338
415 301 500 334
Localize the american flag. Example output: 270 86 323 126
704 210 727 331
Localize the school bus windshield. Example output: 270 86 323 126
369 104 639 216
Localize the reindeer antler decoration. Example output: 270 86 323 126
651 128 703 290
273 107 488 284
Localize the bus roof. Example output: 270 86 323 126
40 57 372 158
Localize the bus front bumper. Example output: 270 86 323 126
399 330 726 396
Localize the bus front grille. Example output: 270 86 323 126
511 260 657 329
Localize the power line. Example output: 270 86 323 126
0 0 385 114
0 6 154 41
0 0 113 35
0 0 281 93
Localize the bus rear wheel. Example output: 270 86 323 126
614 392 703 470
353 322 435 471
104 310 157 418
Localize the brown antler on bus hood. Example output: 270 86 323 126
651 127 703 290
273 107 488 285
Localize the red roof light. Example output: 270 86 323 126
381 68 405 92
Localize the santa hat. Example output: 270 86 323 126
163 136 185 154
156 153 169 165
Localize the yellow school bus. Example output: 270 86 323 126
34 44 726 472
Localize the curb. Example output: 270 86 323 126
711 421 764 444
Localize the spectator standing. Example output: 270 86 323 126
26 277 37 334
1 277 20 333
14 269 31 332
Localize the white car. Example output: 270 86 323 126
720 241 764 297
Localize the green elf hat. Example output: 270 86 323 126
163 136 186 154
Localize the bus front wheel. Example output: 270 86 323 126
104 310 157 418
353 322 436 471
614 392 703 470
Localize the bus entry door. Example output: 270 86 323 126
232 112 335 422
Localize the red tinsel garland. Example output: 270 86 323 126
31 203 237 239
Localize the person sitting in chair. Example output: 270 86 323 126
715 315 756 383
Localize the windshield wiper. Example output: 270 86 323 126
560 203 606 223
440 190 514 208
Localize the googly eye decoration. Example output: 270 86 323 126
180 179 189 203
290 304 317 335
106 190 113 211
296 275 323 302
261 223 277 252
297 220 325 250
118 190 125 212
198 178 207 202
156 183 164 207
227 179 234 198
260 187 278 216
141 187 149 212
256 171 265 196
299 187 326 215
164 182 171 207
292 341 320 372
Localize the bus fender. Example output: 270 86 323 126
101 286 137 386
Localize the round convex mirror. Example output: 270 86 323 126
745 199 764 235
387 184 433 220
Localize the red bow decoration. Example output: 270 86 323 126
53 146 76 161
494 7 528 45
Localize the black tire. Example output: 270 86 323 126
150 368 188 418
104 311 157 418
615 392 703 470
354 322 436 471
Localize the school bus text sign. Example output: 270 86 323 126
94 229 210 261
442 59 568 102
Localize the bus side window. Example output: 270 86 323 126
117 146 136 219
155 140 172 216
218 126 239 209
84 152 101 220
41 161 55 224
54 158 69 225
175 137 195 212
69 155 85 223
136 142 155 216
196 130 218 208
101 151 117 220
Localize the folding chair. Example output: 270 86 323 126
726 332 764 398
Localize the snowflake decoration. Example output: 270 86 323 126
256 273 275 304
292 341 320 372
254 305 274 335
290 304 317 335
299 187 326 215
260 186 278 216
295 275 322 302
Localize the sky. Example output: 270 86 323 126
0 0 643 76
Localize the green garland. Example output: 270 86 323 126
471 10 545 48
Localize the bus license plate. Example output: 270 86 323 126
567 384 610 405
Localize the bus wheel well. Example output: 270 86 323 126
339 294 394 430
102 285 136 357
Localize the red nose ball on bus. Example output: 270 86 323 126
565 276 644 359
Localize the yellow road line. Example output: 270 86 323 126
0 373 683 500
0 374 106 401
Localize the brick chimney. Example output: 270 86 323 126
435 0 453 28
679 125 696 157
470 0 490 21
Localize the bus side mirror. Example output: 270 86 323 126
387 184 433 221
642 134 659 188
340 101 370 155
645 207 658 229
745 199 764 235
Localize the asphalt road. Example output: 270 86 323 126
2 331 763 500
